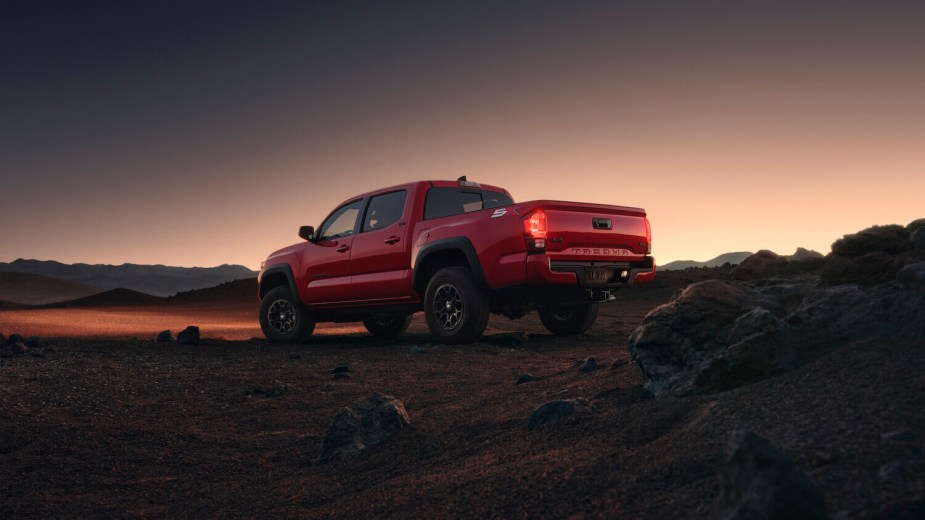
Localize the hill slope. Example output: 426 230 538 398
660 251 753 271
0 272 103 305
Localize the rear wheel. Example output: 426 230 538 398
538 303 599 335
363 314 413 339
424 267 489 344
259 286 315 343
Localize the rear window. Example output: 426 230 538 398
424 188 514 220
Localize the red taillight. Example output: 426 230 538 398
644 217 652 254
523 211 547 253
524 211 547 239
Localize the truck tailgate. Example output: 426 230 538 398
517 200 650 262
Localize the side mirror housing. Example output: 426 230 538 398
299 225 315 241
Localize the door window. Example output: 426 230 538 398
318 200 364 240
362 190 407 232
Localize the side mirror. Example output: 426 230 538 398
299 225 315 241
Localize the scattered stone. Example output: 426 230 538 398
718 430 827 520
330 365 351 374
10 342 29 355
515 373 538 385
879 462 904 483
409 346 428 354
155 330 174 343
25 336 43 348
578 357 599 373
611 358 628 369
288 354 301 360
333 372 350 380
4 334 23 346
881 430 915 442
249 386 285 398
528 398 592 430
177 326 200 345
317 393 411 463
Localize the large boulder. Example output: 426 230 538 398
177 326 200 345
317 393 411 463
629 280 784 396
831 224 911 257
718 431 827 519
912 228 925 254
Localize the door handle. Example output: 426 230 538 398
336 245 350 253
384 236 401 245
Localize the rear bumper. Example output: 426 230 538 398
526 254 656 287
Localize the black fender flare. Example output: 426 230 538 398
412 237 486 292
258 263 299 300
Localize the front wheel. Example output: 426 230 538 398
538 303 599 335
424 267 489 344
363 314 413 339
259 286 315 343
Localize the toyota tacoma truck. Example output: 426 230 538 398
257 178 655 344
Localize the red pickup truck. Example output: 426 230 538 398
257 178 655 344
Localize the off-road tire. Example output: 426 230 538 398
363 314 413 339
538 303 599 335
424 266 489 344
259 286 315 343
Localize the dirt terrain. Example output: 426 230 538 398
2 267 923 518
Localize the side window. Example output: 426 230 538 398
424 188 514 220
362 190 407 232
318 200 364 240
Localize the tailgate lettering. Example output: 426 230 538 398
568 247 634 256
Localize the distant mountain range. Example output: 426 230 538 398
0 259 257 297
660 248 823 271
660 252 754 271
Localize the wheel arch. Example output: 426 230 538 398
258 263 299 300
412 237 485 295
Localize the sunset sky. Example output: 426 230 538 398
3 1 923 269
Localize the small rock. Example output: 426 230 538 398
881 430 915 442
409 346 427 354
288 354 301 360
515 373 539 385
0 333 5 344
177 326 200 345
578 357 599 373
25 336 43 348
718 430 827 519
317 393 411 463
528 398 592 430
155 330 174 343
879 462 904 483
611 358 628 369
10 342 29 355
333 372 350 380
4 334 23 346
330 365 351 374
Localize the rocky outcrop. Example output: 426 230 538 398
631 223 925 397
718 431 827 519
317 393 411 463
155 330 174 342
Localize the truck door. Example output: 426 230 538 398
346 189 412 302
301 199 364 305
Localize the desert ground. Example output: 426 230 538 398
1 266 924 518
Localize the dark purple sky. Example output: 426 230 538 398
3 1 924 267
